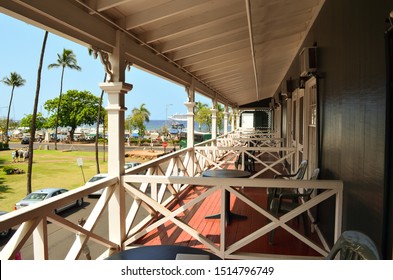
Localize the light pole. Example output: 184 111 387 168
166 103 172 127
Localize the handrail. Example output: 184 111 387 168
0 134 343 260
122 175 343 259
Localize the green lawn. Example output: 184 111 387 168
0 149 108 211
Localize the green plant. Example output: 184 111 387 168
0 142 9 150
2 165 24 175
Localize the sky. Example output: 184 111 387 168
0 13 212 121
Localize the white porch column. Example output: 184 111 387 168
185 82 195 148
223 105 229 135
99 82 132 249
185 101 195 177
97 30 132 249
185 102 196 147
231 109 235 132
211 100 218 139
99 82 131 176
185 83 195 176
236 110 240 130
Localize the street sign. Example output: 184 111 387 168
77 158 83 166
77 158 86 183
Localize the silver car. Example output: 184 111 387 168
88 163 143 197
14 188 83 213
0 211 11 237
86 173 109 197
125 161 141 169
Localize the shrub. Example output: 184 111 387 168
0 142 9 150
2 165 25 175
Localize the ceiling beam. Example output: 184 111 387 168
186 50 251 73
124 0 206 30
169 31 250 61
95 0 133 11
159 17 248 53
140 4 244 43
179 40 249 67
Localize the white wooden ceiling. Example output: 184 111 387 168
0 0 325 107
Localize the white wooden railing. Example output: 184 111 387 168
0 132 343 260
122 175 343 260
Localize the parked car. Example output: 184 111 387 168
86 173 109 197
87 162 143 196
14 188 83 213
125 161 141 169
20 137 30 144
0 211 11 237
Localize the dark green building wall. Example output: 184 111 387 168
281 0 393 258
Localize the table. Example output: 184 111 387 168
202 169 251 226
105 245 221 260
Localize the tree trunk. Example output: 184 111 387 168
54 67 65 150
69 127 76 142
27 31 48 195
5 87 15 145
95 73 107 174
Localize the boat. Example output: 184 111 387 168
169 123 185 134
131 130 139 138
168 113 187 121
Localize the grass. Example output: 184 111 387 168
0 149 108 211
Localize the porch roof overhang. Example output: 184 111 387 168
0 0 324 108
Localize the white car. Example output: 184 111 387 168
86 173 109 197
87 162 143 197
125 161 141 170
14 188 83 214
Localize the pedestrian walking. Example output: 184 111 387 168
11 150 16 162
19 149 24 162
24 149 29 161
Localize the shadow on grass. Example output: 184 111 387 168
0 157 7 165
0 178 13 199
0 154 23 199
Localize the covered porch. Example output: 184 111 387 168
0 131 343 260
1 0 392 260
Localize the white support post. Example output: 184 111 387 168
33 218 48 260
185 102 196 148
100 82 131 176
100 82 132 249
185 83 196 176
211 100 217 139
224 105 229 135
97 30 132 249
185 83 196 148
236 110 240 131
231 110 235 132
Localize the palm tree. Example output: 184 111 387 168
88 48 107 174
128 103 151 146
1 72 26 145
48 48 81 150
27 31 49 195
216 103 224 134
195 102 208 131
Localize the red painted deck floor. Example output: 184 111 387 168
130 156 324 259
